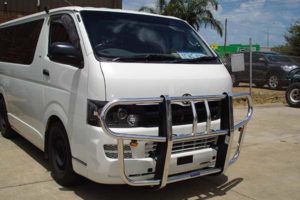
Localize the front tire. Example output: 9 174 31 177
0 98 17 138
286 83 300 108
48 121 82 186
268 74 281 90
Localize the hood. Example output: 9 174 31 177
100 62 232 101
288 68 300 80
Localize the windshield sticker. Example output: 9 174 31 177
177 52 206 59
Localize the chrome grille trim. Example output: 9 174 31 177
145 136 218 156
104 144 132 158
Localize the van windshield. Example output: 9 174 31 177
80 11 217 63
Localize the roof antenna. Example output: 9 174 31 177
44 6 49 14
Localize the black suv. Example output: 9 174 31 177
225 52 300 90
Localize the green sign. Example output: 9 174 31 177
211 44 261 58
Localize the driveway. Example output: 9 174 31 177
0 104 299 200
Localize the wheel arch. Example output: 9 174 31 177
43 102 69 158
267 69 281 77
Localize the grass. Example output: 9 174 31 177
233 85 286 106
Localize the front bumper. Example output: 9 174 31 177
99 93 253 188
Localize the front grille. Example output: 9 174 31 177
145 136 218 156
103 144 132 158
172 137 218 153
141 101 221 127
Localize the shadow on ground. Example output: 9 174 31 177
64 176 243 200
9 134 243 200
9 133 50 171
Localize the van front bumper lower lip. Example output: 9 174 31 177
99 93 253 189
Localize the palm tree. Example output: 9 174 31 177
139 0 167 14
139 0 223 36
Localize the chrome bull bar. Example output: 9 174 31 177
99 93 253 188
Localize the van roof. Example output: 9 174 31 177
0 6 184 27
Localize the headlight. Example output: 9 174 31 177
87 100 140 128
281 65 298 72
117 108 128 120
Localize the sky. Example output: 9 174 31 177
122 0 300 47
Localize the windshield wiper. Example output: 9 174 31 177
105 54 219 63
111 54 178 62
172 56 219 63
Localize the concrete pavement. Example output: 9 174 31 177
0 104 299 200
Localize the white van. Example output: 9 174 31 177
0 7 252 188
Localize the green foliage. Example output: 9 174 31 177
284 20 300 56
272 44 292 55
139 0 223 36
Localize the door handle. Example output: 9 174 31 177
43 69 50 77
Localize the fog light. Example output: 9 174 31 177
117 108 128 120
127 114 138 127
130 140 138 147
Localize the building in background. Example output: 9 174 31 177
260 47 272 52
0 0 122 23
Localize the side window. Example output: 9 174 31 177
252 53 259 63
48 14 83 67
49 23 70 44
49 14 81 52
253 53 265 63
244 53 264 63
0 19 44 64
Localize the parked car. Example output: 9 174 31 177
0 7 252 188
225 52 299 90
286 68 300 108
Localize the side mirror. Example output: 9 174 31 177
48 42 83 68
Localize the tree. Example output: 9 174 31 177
139 0 223 36
272 44 291 55
284 20 300 56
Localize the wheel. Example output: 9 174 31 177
48 121 82 186
286 83 300 108
268 74 281 90
231 74 239 87
0 98 17 138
